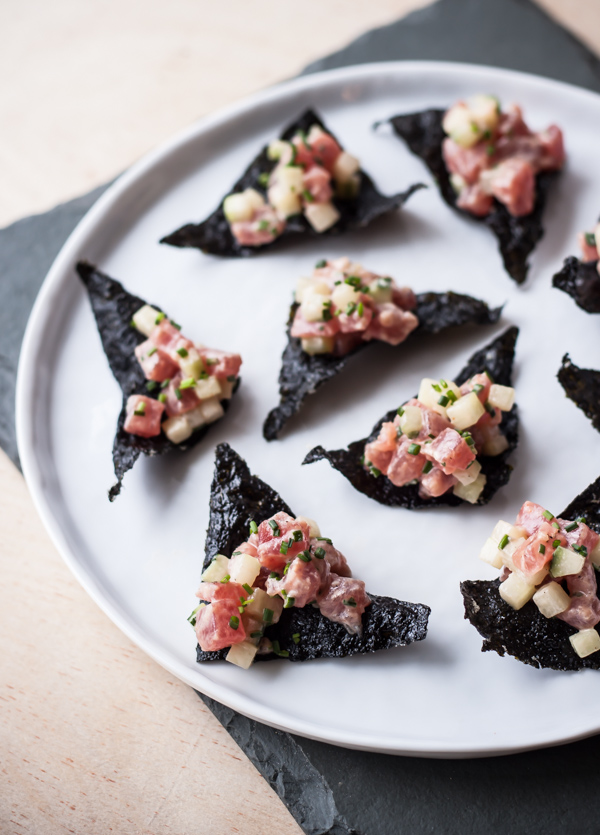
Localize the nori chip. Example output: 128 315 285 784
303 326 519 509
557 353 600 433
263 291 502 441
77 261 236 501
195 443 430 663
160 108 424 256
385 108 559 284
461 476 600 671
552 255 600 313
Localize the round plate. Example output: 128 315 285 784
16 61 600 757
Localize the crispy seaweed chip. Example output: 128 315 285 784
553 256 600 313
385 109 558 284
263 290 502 441
557 353 600 433
461 477 600 671
160 108 424 256
77 261 236 501
303 327 519 509
195 443 430 663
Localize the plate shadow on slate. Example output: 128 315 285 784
3 1 600 833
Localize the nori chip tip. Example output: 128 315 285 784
557 353 600 434
552 255 600 313
196 442 430 664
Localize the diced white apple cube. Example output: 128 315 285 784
229 553 261 586
300 292 331 322
479 537 504 569
296 277 329 303
304 201 340 232
488 384 515 412
333 151 360 183
442 102 481 148
533 582 571 618
301 337 335 355
417 378 447 417
277 165 305 191
590 538 600 569
244 589 284 623
295 516 321 538
226 641 258 669
550 546 585 578
499 572 536 610
491 520 514 543
132 304 162 337
201 553 230 582
223 191 260 223
453 472 486 504
219 378 235 400
454 459 482 486
267 139 292 162
447 391 486 431
199 397 224 424
194 375 222 401
368 278 393 305
468 94 500 131
185 404 206 430
570 628 600 658
450 173 467 194
399 405 423 437
483 433 509 456
268 183 302 217
331 282 361 310
162 415 193 444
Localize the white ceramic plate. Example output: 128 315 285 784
16 62 600 757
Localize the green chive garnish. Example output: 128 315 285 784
229 616 239 630
249 521 258 535
343 597 357 607
577 517 587 525
317 537 332 544
179 377 196 390
446 390 457 403
565 521 578 532
284 596 295 609
407 443 421 455
258 172 269 187
147 346 157 357
133 403 146 417
539 543 546 555
315 259 327 269
370 466 381 478
280 541 289 555
303 188 314 202
268 519 281 536
250 630 263 639
397 407 405 417
440 379 448 388
258 219 269 231
552 522 560 530
314 547 325 559
357 302 364 316
585 232 596 247
422 461 433 474
242 583 253 595
220 574 230 583
437 395 449 407
473 384 484 394
269 571 279 579
155 312 166 324
158 392 167 403
292 530 303 542
174 387 182 400
298 550 311 562
498 534 509 550
161 378 170 388
271 640 289 658
292 633 300 644
146 381 158 392
263 608 274 623
432 383 441 392
176 347 188 358
552 539 561 548
542 510 553 521
187 605 201 626
170 321 182 330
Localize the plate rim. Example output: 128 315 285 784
15 59 600 758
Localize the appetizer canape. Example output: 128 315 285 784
264 256 502 440
304 327 518 509
384 95 565 283
557 354 600 433
553 219 600 312
77 262 241 500
161 108 424 256
462 479 600 670
190 443 430 667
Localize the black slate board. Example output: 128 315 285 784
4 2 600 834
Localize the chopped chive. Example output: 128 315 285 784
437 394 449 407
440 379 448 388
179 377 196 389
268 519 281 536
130 319 137 328
552 539 561 549
542 510 554 521
314 547 325 559
280 541 289 555
146 381 158 392
258 172 270 187
250 630 263 639
242 583 253 595
198 371 209 380
284 596 295 609
565 521 578 532
345 275 362 288
176 347 188 358
317 537 332 544
315 259 327 269
498 534 509 550
343 597 357 607
292 530 303 542
429 434 435 439
174 387 182 400
258 219 269 230
298 550 312 562
472 384 484 394
170 321 182 330
446 390 458 403
432 383 441 392
161 378 170 388
303 188 314 202
397 407 405 417
357 302 364 316
271 640 289 658
585 232 596 247
147 346 157 357
238 606 245 614
220 574 230 584
552 522 560 530
158 392 167 403
576 517 587 525
155 312 166 324
397 427 403 439
133 403 146 417
263 608 274 623
486 145 496 156
229 616 239 630
346 302 357 316
292 633 300 644
573 544 588 556
283 563 290 575
187 605 201 626
249 520 258 535
269 571 279 579
539 543 546 555
359 455 365 465
422 460 433 474
407 443 421 455
370 466 381 478
484 403 496 417
226 374 236 383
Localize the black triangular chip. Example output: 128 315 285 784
196 443 430 663
303 327 518 509
161 108 424 256
263 290 502 441
461 477 600 671
77 261 237 501
558 353 600 433
553 256 600 313
386 109 558 284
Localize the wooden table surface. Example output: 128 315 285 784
2 2 599 833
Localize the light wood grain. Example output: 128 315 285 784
2 2 600 833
